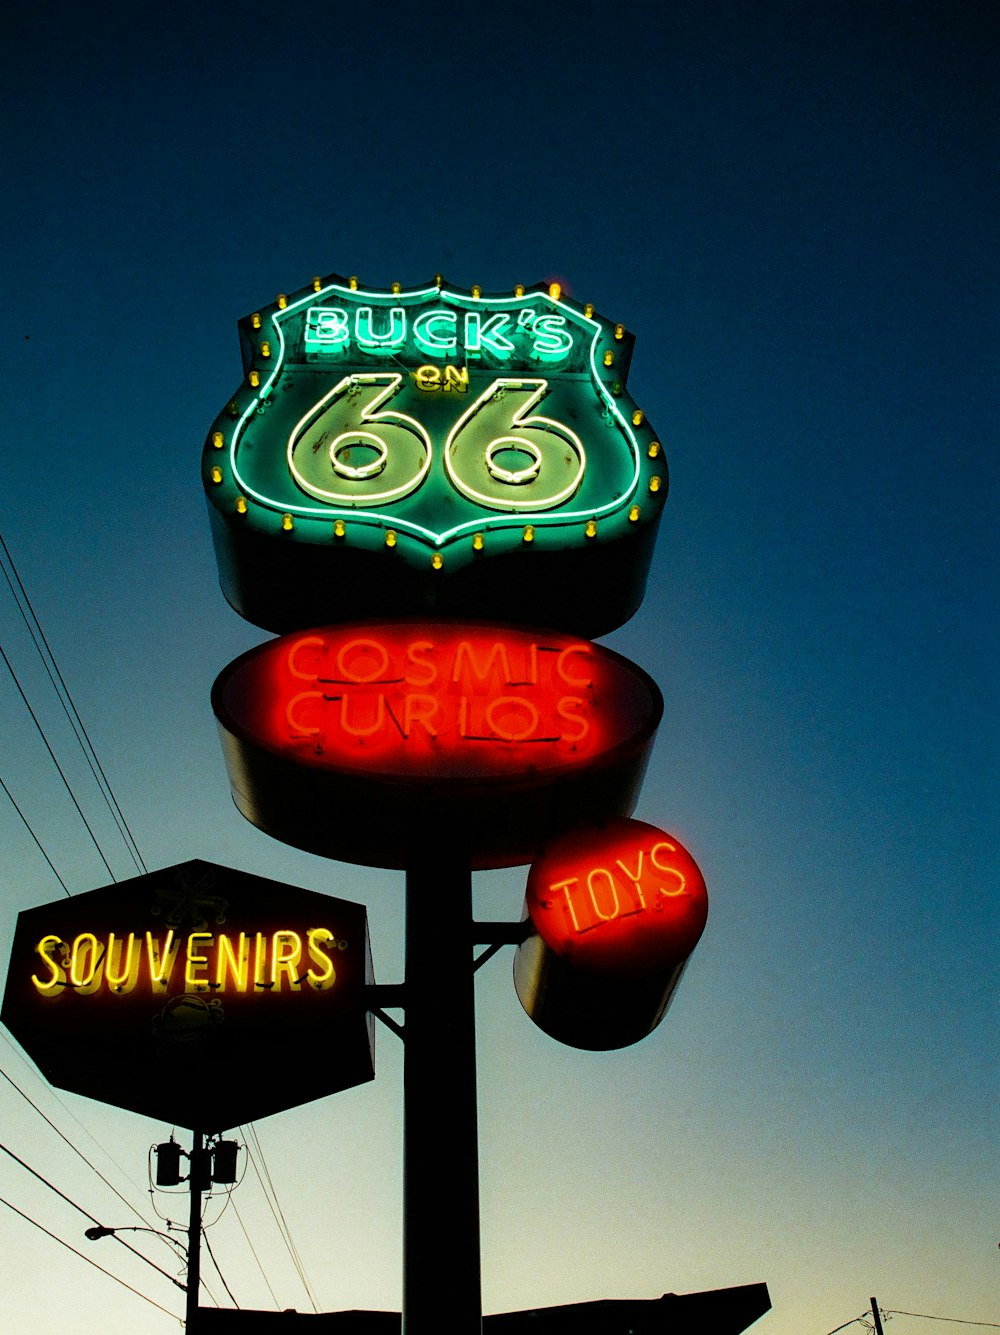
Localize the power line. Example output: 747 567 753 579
203 1224 241 1308
0 640 116 881
0 1060 156 1233
0 768 71 894
887 1313 1000 1329
232 1193 282 1309
0 1192 180 1323
0 531 146 875
0 1137 184 1293
243 1123 319 1313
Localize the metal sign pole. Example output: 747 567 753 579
403 850 482 1334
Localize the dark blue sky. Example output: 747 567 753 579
1 3 996 1332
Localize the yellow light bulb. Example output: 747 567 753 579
434 273 444 287
312 276 322 292
261 341 271 358
522 525 535 544
248 370 260 388
632 408 644 427
210 466 223 484
235 496 248 514
391 281 401 294
585 519 598 539
603 350 614 367
431 552 444 570
282 513 294 531
349 276 359 290
333 519 346 538
584 302 594 318
648 441 661 458
628 505 640 522
648 476 663 494
514 284 525 297
251 312 262 329
277 293 288 309
548 282 562 301
472 285 482 299
472 532 485 551
385 529 397 548
614 323 625 340
211 431 224 449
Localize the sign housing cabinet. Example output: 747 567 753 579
203 277 668 638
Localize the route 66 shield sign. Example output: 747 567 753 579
202 275 667 637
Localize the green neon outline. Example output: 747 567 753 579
227 282 644 547
354 306 406 351
412 309 458 357
444 378 586 513
303 306 350 347
286 373 432 506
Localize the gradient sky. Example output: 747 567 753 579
1 2 996 1333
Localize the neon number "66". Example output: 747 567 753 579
287 373 585 512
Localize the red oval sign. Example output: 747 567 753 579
212 622 662 869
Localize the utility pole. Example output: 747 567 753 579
187 1129 206 1333
870 1296 885 1335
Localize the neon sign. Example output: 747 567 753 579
523 818 708 976
30 926 342 997
1 862 375 1129
211 622 663 869
202 275 668 636
513 819 708 1051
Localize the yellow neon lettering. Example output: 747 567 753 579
485 696 539 741
185 933 214 990
287 635 325 681
452 640 513 687
146 931 181 993
215 933 251 991
403 693 439 738
254 933 269 988
556 696 589 743
556 645 593 688
443 365 469 392
306 928 337 989
270 931 303 991
414 365 441 391
336 638 389 683
31 936 66 995
70 934 102 989
286 690 323 736
105 933 140 993
650 841 687 896
404 640 437 686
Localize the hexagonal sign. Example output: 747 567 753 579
202 276 668 637
1 861 374 1131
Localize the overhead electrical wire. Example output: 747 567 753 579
0 1138 184 1293
0 1060 160 1235
0 639 116 881
0 1192 180 1322
232 1194 283 1309
0 531 146 876
202 1225 241 1309
243 1123 320 1313
0 769 71 895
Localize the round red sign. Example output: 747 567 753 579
525 818 708 976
